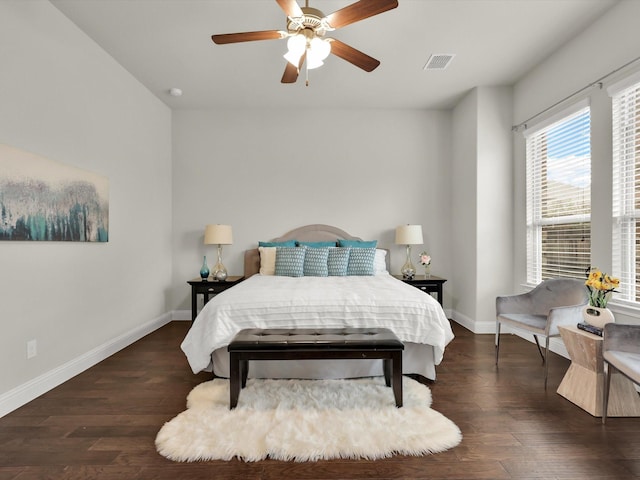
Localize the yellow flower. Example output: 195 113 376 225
603 275 620 289
585 270 600 287
584 267 620 307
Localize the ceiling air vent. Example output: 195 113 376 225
423 54 455 71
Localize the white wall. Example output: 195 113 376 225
450 87 513 332
476 87 514 327
170 108 453 312
512 0 640 324
0 0 173 414
451 90 478 320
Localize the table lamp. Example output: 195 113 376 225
204 224 233 281
395 224 423 280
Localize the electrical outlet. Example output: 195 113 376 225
27 339 37 359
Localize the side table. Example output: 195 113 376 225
393 274 446 307
557 325 640 417
187 276 245 321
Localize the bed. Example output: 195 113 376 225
181 224 454 381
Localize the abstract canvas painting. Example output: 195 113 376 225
0 144 109 242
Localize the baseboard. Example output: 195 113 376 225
451 310 495 334
0 312 173 418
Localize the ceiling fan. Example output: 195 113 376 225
211 0 399 85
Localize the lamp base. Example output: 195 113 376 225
401 245 416 279
213 244 228 281
401 265 416 280
213 265 227 282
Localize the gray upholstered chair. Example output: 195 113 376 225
602 323 640 424
495 278 588 388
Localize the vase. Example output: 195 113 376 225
423 264 431 278
582 305 614 329
200 255 210 280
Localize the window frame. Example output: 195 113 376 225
609 72 640 304
524 101 592 285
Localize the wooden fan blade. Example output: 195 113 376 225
211 30 284 45
325 0 398 29
281 62 299 84
276 0 303 18
329 39 380 72
281 52 306 83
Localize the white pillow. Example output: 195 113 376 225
258 246 276 275
374 249 388 275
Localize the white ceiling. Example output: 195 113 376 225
50 0 617 110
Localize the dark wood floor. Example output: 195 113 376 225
1 321 639 480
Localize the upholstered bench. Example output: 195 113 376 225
227 327 404 409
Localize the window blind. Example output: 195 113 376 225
611 78 640 303
526 106 591 284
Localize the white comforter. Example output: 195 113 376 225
181 274 454 374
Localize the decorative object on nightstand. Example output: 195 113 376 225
395 224 423 280
204 224 233 281
199 255 210 280
419 251 431 278
582 267 619 328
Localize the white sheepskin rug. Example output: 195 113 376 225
155 376 462 462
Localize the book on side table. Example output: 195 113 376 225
576 322 603 337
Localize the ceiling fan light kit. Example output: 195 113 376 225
211 0 399 85
283 27 331 70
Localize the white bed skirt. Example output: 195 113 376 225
210 342 437 380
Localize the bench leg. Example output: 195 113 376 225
392 351 403 408
240 359 249 388
229 352 240 409
383 358 391 387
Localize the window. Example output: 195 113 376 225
611 75 640 303
525 104 591 284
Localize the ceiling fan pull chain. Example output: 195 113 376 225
305 60 310 87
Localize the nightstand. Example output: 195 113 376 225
187 276 245 321
393 274 447 307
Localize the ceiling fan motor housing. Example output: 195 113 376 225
287 6 332 36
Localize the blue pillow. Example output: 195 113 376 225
297 241 337 248
338 239 378 249
303 247 329 276
327 247 350 276
275 247 306 277
259 240 297 248
347 247 376 276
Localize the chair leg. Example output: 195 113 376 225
495 321 501 365
602 362 612 424
544 336 550 390
533 335 545 363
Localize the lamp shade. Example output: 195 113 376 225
395 224 423 245
204 224 233 245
